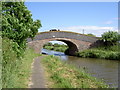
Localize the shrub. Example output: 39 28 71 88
101 31 119 46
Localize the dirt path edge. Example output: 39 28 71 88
28 56 46 88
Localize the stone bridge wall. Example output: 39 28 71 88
28 31 103 56
27 31 99 43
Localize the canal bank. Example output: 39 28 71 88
42 49 119 88
41 55 108 88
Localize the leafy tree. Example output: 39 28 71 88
101 31 119 46
2 2 42 50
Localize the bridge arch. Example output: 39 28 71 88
43 38 79 55
28 31 102 56
28 38 79 56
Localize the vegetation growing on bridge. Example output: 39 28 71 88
37 31 98 38
86 33 96 37
42 55 109 88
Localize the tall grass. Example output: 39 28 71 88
0 34 2 89
76 44 120 60
42 55 109 88
2 38 39 88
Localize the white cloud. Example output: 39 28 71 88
104 21 113 24
59 25 117 37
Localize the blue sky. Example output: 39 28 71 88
25 2 118 37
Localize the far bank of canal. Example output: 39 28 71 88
42 49 119 88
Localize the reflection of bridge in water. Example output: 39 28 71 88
28 31 102 56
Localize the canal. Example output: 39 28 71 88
42 49 119 88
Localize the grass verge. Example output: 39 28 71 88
15 48 40 88
0 34 2 89
42 55 109 88
2 37 39 88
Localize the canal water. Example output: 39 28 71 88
42 49 119 88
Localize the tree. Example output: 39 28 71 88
2 2 42 50
101 31 119 46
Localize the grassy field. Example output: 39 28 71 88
42 55 109 88
2 38 39 88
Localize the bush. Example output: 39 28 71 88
101 31 119 46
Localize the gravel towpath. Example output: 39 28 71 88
28 56 47 88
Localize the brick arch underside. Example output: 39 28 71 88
41 38 79 56
28 38 81 56
56 39 79 55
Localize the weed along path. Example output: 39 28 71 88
28 56 46 88
28 54 109 88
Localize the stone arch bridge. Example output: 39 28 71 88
28 31 102 56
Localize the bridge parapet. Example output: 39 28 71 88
28 31 103 56
28 31 99 43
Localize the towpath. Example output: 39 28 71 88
28 56 47 88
